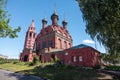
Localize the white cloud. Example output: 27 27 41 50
83 39 95 44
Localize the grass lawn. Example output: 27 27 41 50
0 62 111 80
0 62 35 71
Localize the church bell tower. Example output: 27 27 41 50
20 20 36 62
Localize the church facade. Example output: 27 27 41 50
20 10 101 67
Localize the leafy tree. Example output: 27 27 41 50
0 0 21 38
101 53 120 65
76 0 120 55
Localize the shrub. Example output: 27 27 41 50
104 65 120 71
0 58 10 64
12 60 19 64
45 64 55 68
33 55 39 65
93 65 102 69
29 62 34 66
54 59 64 68
13 61 18 64
65 65 75 69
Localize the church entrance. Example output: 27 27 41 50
24 55 28 61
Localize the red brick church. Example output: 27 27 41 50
20 9 101 67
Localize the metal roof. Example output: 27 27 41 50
69 44 91 49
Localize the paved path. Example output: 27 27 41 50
0 69 44 80
99 69 120 79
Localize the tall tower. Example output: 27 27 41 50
24 20 36 49
20 20 36 62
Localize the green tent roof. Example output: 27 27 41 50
69 44 91 49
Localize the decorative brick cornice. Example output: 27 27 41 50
55 32 72 42
36 32 55 41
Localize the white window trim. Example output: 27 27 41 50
65 52 68 55
79 56 82 62
73 56 76 62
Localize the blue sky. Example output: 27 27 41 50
0 0 105 59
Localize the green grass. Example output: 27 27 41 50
0 62 35 71
0 62 107 80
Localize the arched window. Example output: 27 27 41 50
33 33 36 38
58 39 62 49
64 41 67 49
29 32 32 38
24 55 28 62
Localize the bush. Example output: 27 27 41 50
29 62 34 66
23 62 35 66
33 55 39 65
12 61 18 64
12 60 19 64
104 65 120 71
65 65 75 69
54 60 64 68
93 65 102 69
0 58 10 64
45 64 55 68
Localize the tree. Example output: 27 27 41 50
101 53 120 65
76 0 120 55
0 0 20 38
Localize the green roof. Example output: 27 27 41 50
69 44 91 49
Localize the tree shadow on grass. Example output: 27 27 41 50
16 65 111 80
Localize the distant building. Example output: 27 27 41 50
20 8 101 67
0 54 8 59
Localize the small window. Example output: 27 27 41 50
58 39 62 49
33 33 36 38
73 56 76 62
79 56 82 62
42 42 46 49
29 32 32 38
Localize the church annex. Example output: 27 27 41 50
20 9 101 67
